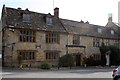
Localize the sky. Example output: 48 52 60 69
0 0 120 26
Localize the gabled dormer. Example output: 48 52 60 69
46 13 52 25
110 30 114 35
22 8 30 22
97 28 102 33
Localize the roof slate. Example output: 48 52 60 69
60 19 120 39
3 7 120 39
5 7 67 33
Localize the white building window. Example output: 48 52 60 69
98 28 102 33
111 30 114 35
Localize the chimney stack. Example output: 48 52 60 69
108 13 112 22
3 4 5 8
54 7 59 17
17 7 22 10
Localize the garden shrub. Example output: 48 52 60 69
40 62 51 69
83 56 88 64
86 56 101 66
108 46 120 65
99 43 120 66
58 54 74 68
99 43 109 66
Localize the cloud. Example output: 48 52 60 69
0 0 120 25
1 0 26 3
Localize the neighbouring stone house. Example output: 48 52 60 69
1 5 120 67
0 20 2 55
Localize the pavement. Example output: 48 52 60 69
1 66 116 79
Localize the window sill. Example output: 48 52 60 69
18 41 36 43
23 21 31 23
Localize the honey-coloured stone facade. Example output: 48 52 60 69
1 5 120 67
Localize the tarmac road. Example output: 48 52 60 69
1 67 114 79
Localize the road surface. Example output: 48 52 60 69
1 67 114 79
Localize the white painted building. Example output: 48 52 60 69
118 1 120 24
0 20 2 57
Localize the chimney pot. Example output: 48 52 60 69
54 7 59 17
86 21 89 24
3 4 5 7
25 8 29 11
17 7 22 10
80 20 84 23
108 13 112 22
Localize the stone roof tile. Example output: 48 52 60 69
61 19 119 39
5 7 67 33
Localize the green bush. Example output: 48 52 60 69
83 56 88 64
99 43 120 66
40 62 51 69
58 54 74 68
86 56 101 66
99 43 109 66
108 46 120 65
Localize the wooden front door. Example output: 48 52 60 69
76 55 81 66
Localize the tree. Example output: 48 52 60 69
99 43 109 66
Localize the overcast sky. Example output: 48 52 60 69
0 0 120 26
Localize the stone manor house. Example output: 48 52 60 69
1 5 120 67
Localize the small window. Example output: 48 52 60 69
98 28 102 33
46 17 52 25
46 52 59 61
105 40 109 46
23 14 30 22
93 54 100 60
111 30 114 35
73 35 80 45
114 40 119 47
46 32 60 44
19 51 35 60
19 30 35 42
93 38 100 47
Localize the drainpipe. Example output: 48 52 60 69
66 34 68 54
11 43 16 67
